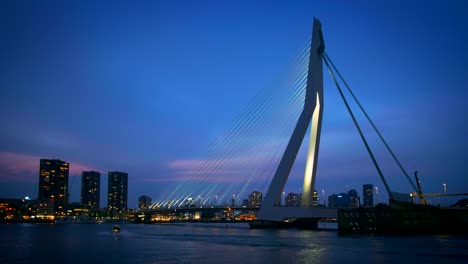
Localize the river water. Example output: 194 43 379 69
0 223 466 263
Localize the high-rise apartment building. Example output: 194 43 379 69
81 171 101 210
107 171 128 217
248 191 263 207
363 184 374 208
38 159 69 214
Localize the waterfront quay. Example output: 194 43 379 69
132 206 259 223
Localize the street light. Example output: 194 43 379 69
375 187 379 205
443 183 447 206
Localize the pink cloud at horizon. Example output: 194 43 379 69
143 173 245 183
0 152 102 182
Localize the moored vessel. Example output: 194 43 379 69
112 225 121 233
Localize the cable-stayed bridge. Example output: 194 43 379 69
152 32 316 210
145 18 423 227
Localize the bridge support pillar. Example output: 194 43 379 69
259 18 328 221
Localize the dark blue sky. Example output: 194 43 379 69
1 0 467 207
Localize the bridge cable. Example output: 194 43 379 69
323 52 418 192
192 53 308 205
214 75 307 204
156 41 311 207
323 55 394 200
161 59 301 206
200 68 307 205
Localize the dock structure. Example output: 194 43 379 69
338 201 468 235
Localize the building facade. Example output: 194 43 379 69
327 189 360 208
138 195 152 211
38 159 69 215
248 191 263 207
348 189 360 208
0 198 40 222
312 190 319 206
363 184 374 208
285 193 301 207
328 193 349 208
107 171 128 217
81 171 101 210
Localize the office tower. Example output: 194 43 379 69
38 159 69 215
107 171 128 217
138 195 152 211
363 184 374 208
328 193 349 208
285 193 301 207
248 191 263 207
81 171 101 210
348 189 359 208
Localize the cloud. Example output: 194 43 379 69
0 152 101 182
168 159 204 170
144 173 244 183
0 152 39 176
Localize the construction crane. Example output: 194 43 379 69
413 171 427 205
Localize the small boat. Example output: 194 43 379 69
112 225 121 233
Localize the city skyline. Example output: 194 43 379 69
1 1 467 206
2 156 402 209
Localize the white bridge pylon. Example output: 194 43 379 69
258 18 337 221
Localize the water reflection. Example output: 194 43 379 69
0 224 466 264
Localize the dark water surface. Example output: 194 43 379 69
0 223 467 263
